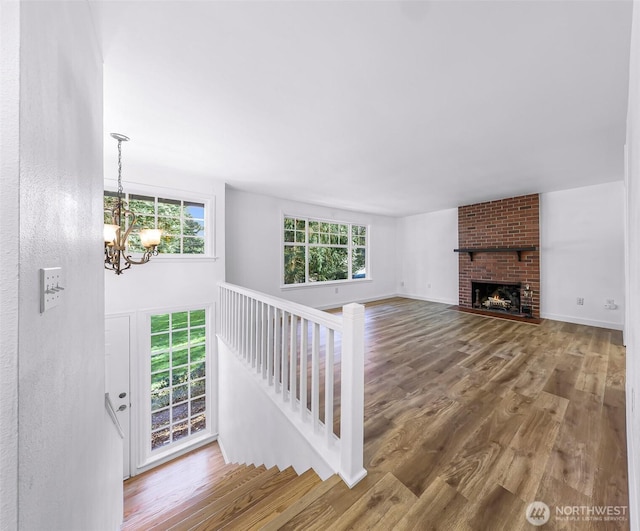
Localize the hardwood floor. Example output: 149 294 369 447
123 297 629 530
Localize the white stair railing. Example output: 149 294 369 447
218 282 367 487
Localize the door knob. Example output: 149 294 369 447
119 392 127 399
117 404 127 412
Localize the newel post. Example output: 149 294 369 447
339 303 367 487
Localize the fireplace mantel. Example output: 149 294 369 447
454 246 538 262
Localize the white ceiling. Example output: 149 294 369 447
93 0 633 217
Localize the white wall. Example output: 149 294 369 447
218 339 334 480
10 2 122 529
396 208 459 305
625 2 640 529
541 182 625 330
226 189 397 309
394 185 625 330
0 1 20 527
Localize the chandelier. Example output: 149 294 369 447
104 133 161 275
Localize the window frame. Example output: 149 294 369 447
281 213 371 288
103 182 216 261
136 303 216 471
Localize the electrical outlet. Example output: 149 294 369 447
335 287 339 294
605 299 618 310
427 283 431 289
400 281 405 287
576 297 584 306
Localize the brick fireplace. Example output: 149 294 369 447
457 194 540 319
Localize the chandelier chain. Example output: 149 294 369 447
117 140 123 196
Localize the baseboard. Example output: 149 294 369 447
315 293 399 311
541 312 623 331
400 292 458 306
217 436 230 464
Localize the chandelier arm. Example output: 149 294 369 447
122 248 158 266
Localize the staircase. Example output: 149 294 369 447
122 450 330 530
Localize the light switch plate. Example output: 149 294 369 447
40 267 63 313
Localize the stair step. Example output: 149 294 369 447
220 468 323 530
173 467 299 530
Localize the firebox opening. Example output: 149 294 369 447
472 281 522 315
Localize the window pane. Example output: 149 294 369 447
190 345 206 363
184 202 204 219
129 195 155 215
159 235 181 254
133 214 155 230
172 384 188 404
151 428 170 450
172 366 189 386
151 352 170 373
172 348 189 367
352 248 366 279
284 217 295 230
190 362 205 380
151 333 170 353
183 219 204 236
191 397 206 415
191 414 206 434
190 309 205 327
151 409 169 430
172 330 188 349
191 379 206 398
284 230 295 243
151 371 170 391
190 327 206 345
172 311 189 330
309 247 348 282
158 217 180 234
296 219 306 231
158 197 181 216
284 246 305 284
172 403 189 423
183 237 205 254
151 314 170 333
172 421 189 442
151 389 170 410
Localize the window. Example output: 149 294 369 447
149 309 208 451
104 192 206 255
283 216 368 285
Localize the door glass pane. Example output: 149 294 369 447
148 308 208 452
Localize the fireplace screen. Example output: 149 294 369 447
472 281 521 314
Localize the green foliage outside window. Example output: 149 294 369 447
150 309 207 450
283 216 367 284
104 192 205 255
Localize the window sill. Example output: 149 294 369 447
280 278 373 290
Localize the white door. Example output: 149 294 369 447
105 315 131 479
